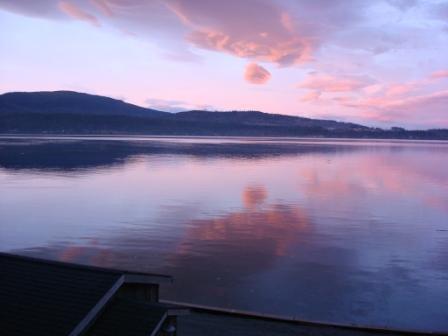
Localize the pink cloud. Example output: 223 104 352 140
372 90 448 127
0 1 378 75
0 0 430 70
383 83 417 97
167 0 315 66
431 70 448 79
301 91 321 102
58 1 100 26
188 30 313 66
336 83 448 128
307 71 448 128
244 63 271 84
298 73 374 92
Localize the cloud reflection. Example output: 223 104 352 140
16 184 312 309
242 185 267 208
3 139 448 330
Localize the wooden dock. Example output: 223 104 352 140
163 300 446 336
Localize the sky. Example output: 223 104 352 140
0 0 448 129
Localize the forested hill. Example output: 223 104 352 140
1 91 447 139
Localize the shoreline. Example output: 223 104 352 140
1 133 448 145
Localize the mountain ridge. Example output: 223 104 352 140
1 91 447 139
0 91 168 118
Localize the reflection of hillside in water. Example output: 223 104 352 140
0 138 359 171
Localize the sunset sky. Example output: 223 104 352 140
1 0 448 129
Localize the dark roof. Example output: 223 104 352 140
0 252 172 336
88 298 168 336
0 252 173 281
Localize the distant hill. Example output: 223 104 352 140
0 91 168 118
1 91 447 139
175 110 368 130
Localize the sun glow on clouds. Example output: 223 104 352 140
244 63 271 84
431 70 448 79
0 0 448 128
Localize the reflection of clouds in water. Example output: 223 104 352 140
57 238 116 267
174 204 309 258
19 202 208 273
59 245 85 262
242 185 267 208
160 185 311 306
161 185 448 328
23 185 312 307
298 152 448 213
4 140 448 330
12 182 448 329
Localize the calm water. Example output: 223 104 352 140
1 136 448 331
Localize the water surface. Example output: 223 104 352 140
1 136 447 331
